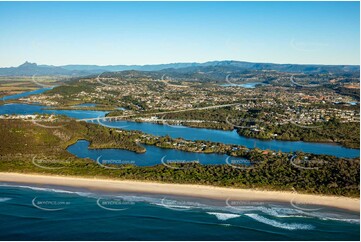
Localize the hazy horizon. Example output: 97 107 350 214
2 59 361 69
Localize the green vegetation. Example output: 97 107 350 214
237 118 360 149
0 119 359 197
0 118 145 155
24 69 358 151
0 76 60 98
128 107 360 149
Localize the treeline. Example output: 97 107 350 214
237 118 360 149
85 123 145 153
335 86 360 99
1 154 359 197
136 107 360 149
0 119 359 197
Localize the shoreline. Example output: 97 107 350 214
0 172 359 212
100 117 359 150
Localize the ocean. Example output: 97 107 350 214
0 183 359 241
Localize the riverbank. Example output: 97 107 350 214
0 172 359 212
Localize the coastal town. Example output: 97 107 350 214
5 69 356 150
16 71 359 124
0 1 360 241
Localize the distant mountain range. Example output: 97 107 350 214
0 60 359 76
0 62 89 76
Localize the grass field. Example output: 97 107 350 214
0 76 67 97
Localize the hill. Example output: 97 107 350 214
0 60 359 76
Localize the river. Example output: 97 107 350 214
0 89 359 158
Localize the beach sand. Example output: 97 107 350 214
0 172 359 212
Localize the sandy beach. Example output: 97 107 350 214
0 172 359 212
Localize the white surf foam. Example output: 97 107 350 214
0 184 93 197
155 203 192 210
1 183 357 226
207 212 241 221
321 217 360 224
245 213 314 230
220 223 231 227
0 197 12 202
256 206 310 218
152 198 206 211
225 205 310 218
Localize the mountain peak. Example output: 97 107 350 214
19 61 37 68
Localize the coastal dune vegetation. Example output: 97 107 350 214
0 118 359 197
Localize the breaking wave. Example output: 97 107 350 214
245 213 314 230
1 183 358 226
0 197 12 202
207 212 241 221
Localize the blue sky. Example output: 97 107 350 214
0 1 359 67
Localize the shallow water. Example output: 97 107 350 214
67 140 240 166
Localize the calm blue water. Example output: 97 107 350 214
1 88 52 101
0 103 108 120
1 88 108 120
0 103 359 158
0 184 359 240
67 140 233 166
1 90 360 241
99 120 360 158
0 91 359 158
